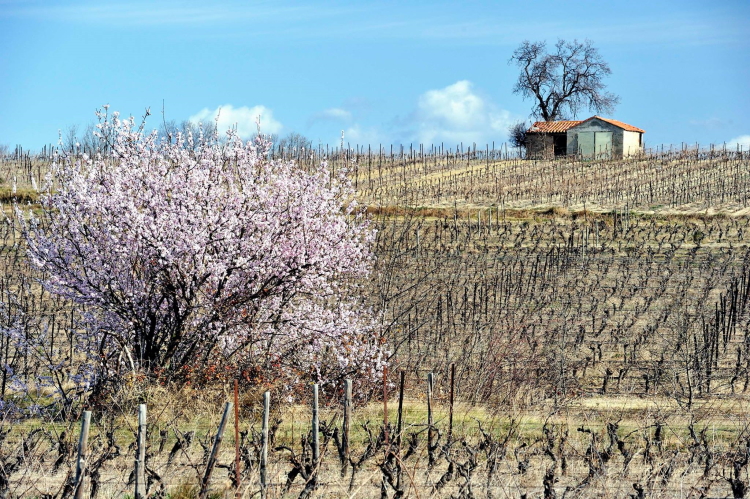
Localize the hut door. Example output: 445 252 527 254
595 132 613 159
553 135 567 157
577 132 595 158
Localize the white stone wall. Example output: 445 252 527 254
621 130 643 157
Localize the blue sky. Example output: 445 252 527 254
1 0 749 151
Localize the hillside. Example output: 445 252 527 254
2 148 750 498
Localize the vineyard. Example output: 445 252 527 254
2 144 750 498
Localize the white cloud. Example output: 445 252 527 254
304 82 516 147
7 3 740 48
726 135 750 149
343 124 383 146
689 117 724 129
320 108 352 121
411 80 515 145
419 81 483 129
307 107 353 128
189 104 282 139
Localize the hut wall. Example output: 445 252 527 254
567 118 624 158
622 130 643 157
527 133 556 159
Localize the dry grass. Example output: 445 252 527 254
7 387 750 498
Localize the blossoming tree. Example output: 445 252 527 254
21 109 385 387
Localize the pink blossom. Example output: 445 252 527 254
20 110 386 387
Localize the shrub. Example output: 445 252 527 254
20 107 386 391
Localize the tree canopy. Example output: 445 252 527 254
510 39 619 122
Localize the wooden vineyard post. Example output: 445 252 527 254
396 371 405 449
427 372 434 429
261 391 270 499
234 379 241 498
396 371 406 492
200 402 232 499
448 363 455 441
342 379 352 477
383 365 389 447
135 404 147 499
427 372 436 466
312 383 320 465
73 410 91 499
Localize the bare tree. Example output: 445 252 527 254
62 124 79 152
78 122 108 155
195 120 217 139
507 122 528 149
156 120 215 144
159 119 179 143
510 39 619 121
276 132 312 153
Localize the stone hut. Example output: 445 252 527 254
526 120 582 159
526 116 645 159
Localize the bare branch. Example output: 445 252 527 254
510 39 620 121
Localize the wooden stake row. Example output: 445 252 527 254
70 368 455 498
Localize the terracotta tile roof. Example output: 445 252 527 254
575 116 646 133
528 116 645 134
528 120 582 133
